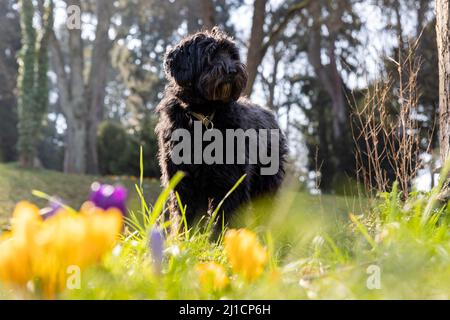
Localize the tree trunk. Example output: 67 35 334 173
200 0 215 30
64 0 87 173
243 0 266 97
327 43 347 142
417 0 430 37
266 47 280 112
86 0 113 174
64 114 87 173
50 0 112 174
187 1 201 33
307 0 351 175
436 0 450 163
307 30 346 144
17 0 37 167
317 102 333 191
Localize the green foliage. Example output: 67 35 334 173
136 115 160 178
17 0 37 165
34 0 53 121
97 117 160 177
330 172 365 197
17 0 53 166
97 121 131 175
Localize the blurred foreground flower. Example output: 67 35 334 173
195 262 229 291
148 226 165 274
89 182 128 215
40 197 64 220
0 200 123 298
224 229 268 281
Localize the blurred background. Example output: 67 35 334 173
0 0 443 207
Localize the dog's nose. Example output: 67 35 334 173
227 68 237 77
228 66 237 74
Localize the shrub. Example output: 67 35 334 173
97 118 160 178
97 121 131 175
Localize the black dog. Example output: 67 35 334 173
156 28 287 223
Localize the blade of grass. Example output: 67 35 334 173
205 174 247 233
349 213 377 250
139 145 144 189
32 190 77 214
138 146 146 222
322 233 347 264
134 184 150 226
176 191 189 240
149 171 185 227
265 231 276 270
124 214 146 235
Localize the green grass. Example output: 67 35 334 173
0 161 449 299
64 178 449 299
0 163 161 229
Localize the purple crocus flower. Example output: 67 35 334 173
40 197 64 220
148 226 165 274
89 182 128 215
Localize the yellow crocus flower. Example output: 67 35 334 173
224 229 268 282
81 202 123 262
0 237 32 287
195 262 229 291
0 201 42 287
0 200 123 298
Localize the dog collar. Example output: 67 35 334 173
188 110 216 130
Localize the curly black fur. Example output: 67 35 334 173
156 28 287 222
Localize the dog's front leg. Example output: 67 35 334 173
166 191 181 236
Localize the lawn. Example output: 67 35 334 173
0 162 357 230
0 163 161 229
0 162 449 299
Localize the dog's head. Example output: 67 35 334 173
164 27 248 103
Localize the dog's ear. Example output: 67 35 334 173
164 43 194 87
